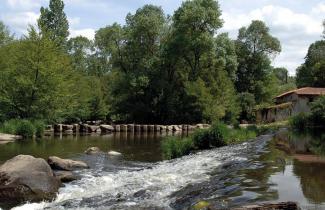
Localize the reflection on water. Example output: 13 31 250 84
1 129 325 209
0 132 187 163
268 129 325 209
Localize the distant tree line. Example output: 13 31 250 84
0 0 323 124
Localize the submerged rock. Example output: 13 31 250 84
48 156 89 171
54 170 78 183
108 151 122 156
85 147 102 155
0 155 60 203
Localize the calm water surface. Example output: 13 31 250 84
0 129 324 209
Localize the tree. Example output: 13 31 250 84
235 20 281 103
67 36 92 74
0 21 13 46
0 27 74 121
171 0 223 80
273 67 288 84
38 0 69 48
215 33 238 81
323 20 325 39
296 40 325 87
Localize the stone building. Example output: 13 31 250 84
256 87 325 123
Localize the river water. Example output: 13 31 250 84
0 129 324 210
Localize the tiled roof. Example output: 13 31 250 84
275 87 325 99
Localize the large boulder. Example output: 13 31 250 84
0 155 60 203
48 156 89 171
84 147 102 155
100 125 115 133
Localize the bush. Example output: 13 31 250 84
289 113 309 130
0 119 36 138
310 96 325 125
193 123 229 149
1 119 19 134
162 137 194 159
33 120 45 137
15 120 35 138
192 129 211 149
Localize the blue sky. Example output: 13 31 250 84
1 0 324 75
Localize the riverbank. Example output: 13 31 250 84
0 133 21 144
161 122 284 159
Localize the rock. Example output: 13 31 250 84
0 133 22 142
120 125 128 132
172 125 181 132
100 125 115 133
114 125 121 132
232 202 299 210
54 124 63 132
108 151 122 156
87 125 100 133
134 125 141 132
0 155 60 203
141 125 148 132
53 170 77 183
48 156 89 171
62 125 73 131
127 124 134 132
148 125 155 132
84 147 102 155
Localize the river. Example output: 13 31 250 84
0 129 324 209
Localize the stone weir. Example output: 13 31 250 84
45 123 211 135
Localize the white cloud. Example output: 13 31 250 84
312 2 325 15
221 5 323 75
6 0 44 10
70 28 95 40
1 12 39 34
68 17 81 26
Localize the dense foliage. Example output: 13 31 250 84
0 0 322 126
289 96 325 129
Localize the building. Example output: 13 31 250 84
256 87 325 123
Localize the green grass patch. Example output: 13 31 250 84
162 136 194 159
0 119 46 138
161 122 271 160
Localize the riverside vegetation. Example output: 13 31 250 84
162 122 280 159
0 1 323 139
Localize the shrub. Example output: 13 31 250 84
192 123 229 149
33 120 45 137
1 119 19 134
289 113 309 130
15 120 35 138
310 96 325 125
208 123 229 147
192 129 211 149
162 137 194 159
0 119 36 138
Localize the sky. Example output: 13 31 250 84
0 0 324 75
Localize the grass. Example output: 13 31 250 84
0 119 46 138
161 122 275 160
162 136 194 159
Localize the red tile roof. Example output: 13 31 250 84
275 87 325 99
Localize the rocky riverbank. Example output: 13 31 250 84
45 123 211 135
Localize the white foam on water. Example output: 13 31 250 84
13 144 250 210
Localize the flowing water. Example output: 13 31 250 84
0 129 325 210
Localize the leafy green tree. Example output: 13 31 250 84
235 20 281 103
237 92 256 122
273 67 288 84
171 0 223 80
38 0 69 48
0 21 13 46
0 27 73 121
215 33 238 81
296 40 325 87
67 36 92 74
